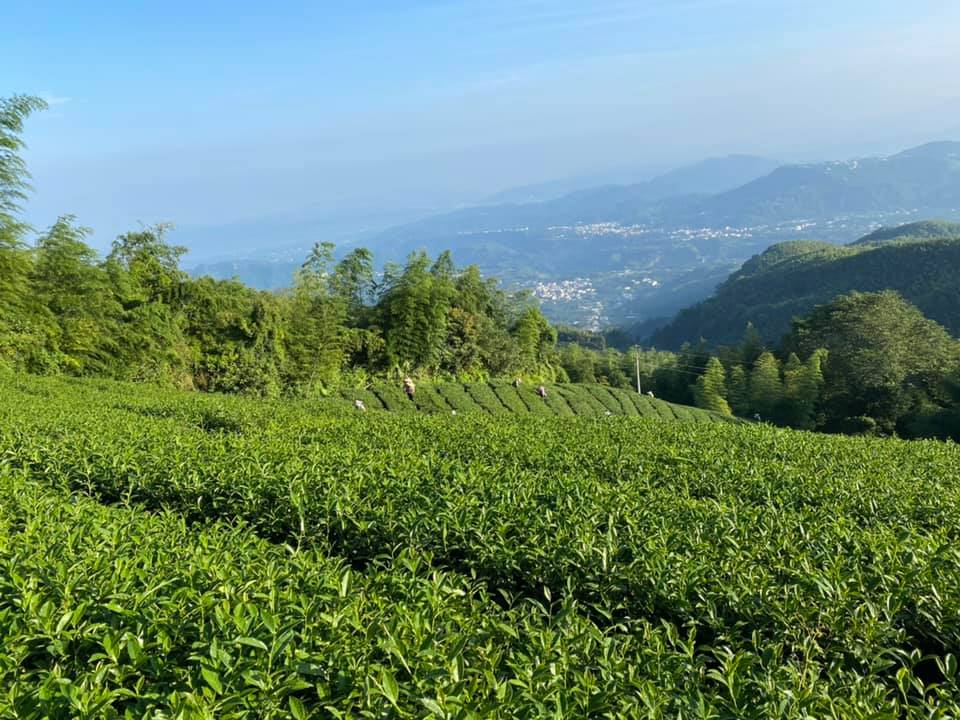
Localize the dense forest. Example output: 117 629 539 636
569 290 960 440
1 215 568 394
1 97 571 395
651 222 960 348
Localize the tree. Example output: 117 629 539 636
0 95 46 358
513 305 557 375
181 277 285 396
777 352 823 429
31 217 121 374
331 247 374 324
1 95 47 233
738 322 764 366
785 291 959 433
597 348 630 388
283 242 350 389
438 264 514 377
749 352 783 420
105 224 192 385
107 224 186 304
560 342 596 383
727 365 750 416
377 251 456 373
0 93 595 394
693 357 731 415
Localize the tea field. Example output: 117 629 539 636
331 381 727 422
2 371 960 718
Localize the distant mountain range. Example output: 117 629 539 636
681 142 960 227
184 141 960 328
367 143 960 268
480 162 670 205
648 220 960 349
364 154 784 265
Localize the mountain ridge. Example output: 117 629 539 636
647 220 960 349
184 141 960 330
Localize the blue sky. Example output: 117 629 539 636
8 0 960 248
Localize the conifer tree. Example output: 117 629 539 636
727 365 750 416
739 322 764 365
693 357 732 415
749 351 783 419
779 352 815 427
797 350 826 427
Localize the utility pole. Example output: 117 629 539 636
635 347 642 395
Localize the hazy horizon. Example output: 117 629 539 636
9 0 960 250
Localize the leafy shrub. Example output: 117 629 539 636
490 382 529 413
5 372 960 715
411 385 448 414
371 385 416 412
538 386 575 415
558 385 609 417
465 383 508 414
337 387 385 411
436 384 484 414
514 385 555 416
585 385 627 414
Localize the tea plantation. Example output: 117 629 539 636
2 370 960 718
333 381 728 422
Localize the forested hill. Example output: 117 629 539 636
649 221 960 348
850 220 960 246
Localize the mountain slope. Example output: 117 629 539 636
481 161 669 204
649 222 960 348
370 143 960 268
644 154 784 199
687 142 960 226
366 154 782 265
851 220 960 246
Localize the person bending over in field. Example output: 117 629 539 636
354 399 367 412
403 377 416 399
513 378 522 388
537 385 547 399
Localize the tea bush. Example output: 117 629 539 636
2 372 960 717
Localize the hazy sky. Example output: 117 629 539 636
8 0 960 247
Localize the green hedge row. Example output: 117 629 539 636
464 383 509 414
435 384 484 414
490 382 529 414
